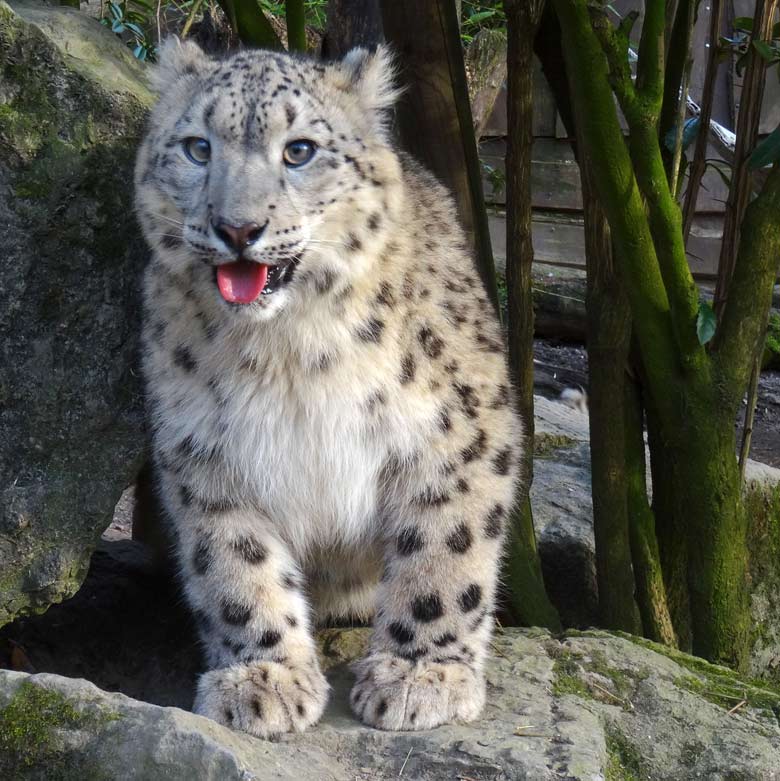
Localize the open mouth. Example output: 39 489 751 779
215 258 298 304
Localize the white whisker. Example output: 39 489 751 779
149 212 186 227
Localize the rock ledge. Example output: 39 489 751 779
1 628 779 780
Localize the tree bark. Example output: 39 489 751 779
551 0 779 668
503 0 560 630
322 0 383 58
580 159 642 634
714 0 779 316
216 0 282 48
285 0 307 52
380 0 500 315
624 376 677 646
681 0 722 240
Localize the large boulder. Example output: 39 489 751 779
0 0 152 624
1 627 779 780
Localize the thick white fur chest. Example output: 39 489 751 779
153 306 434 561
218 366 387 554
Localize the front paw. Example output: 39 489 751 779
350 653 485 731
193 660 329 738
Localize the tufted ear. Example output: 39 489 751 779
335 45 402 134
150 37 211 93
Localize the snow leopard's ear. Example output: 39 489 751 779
150 37 211 93
337 45 403 133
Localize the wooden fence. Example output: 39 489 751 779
481 0 778 279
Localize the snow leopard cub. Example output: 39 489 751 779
135 38 521 737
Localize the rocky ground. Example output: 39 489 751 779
2 624 780 780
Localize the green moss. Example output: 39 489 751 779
549 646 592 698
550 641 639 708
762 312 780 369
496 270 507 311
604 723 643 781
534 433 578 458
743 480 780 685
317 628 370 671
0 679 118 777
744 481 780 594
611 631 780 718
675 672 780 717
587 649 633 699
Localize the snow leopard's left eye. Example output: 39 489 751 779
183 137 211 166
283 140 316 168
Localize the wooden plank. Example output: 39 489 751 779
489 210 727 279
480 138 582 209
480 137 730 212
483 55 559 137
532 56 558 137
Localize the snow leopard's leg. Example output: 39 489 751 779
159 469 328 737
350 412 516 731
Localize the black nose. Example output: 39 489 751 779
212 219 265 253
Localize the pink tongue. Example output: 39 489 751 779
216 261 268 304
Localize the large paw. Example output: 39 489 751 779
350 653 485 731
193 660 329 738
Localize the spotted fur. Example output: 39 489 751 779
135 39 521 737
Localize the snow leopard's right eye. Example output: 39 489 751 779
183 137 211 166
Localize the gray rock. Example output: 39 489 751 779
531 396 597 628
530 395 780 682
1 628 779 780
0 0 152 625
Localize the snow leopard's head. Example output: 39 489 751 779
135 40 402 321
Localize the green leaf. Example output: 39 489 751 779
752 40 777 62
664 117 700 152
733 16 753 31
463 9 496 27
697 302 717 345
708 162 732 189
748 124 780 170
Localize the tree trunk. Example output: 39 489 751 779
535 2 642 634
674 405 750 667
285 0 307 52
580 160 642 634
503 0 561 630
322 0 383 57
623 376 677 646
216 0 282 48
380 0 500 314
645 397 692 650
714 0 779 315
551 0 780 668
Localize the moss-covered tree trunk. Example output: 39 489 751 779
579 159 641 634
552 0 780 669
623 376 677 646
